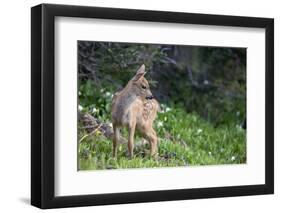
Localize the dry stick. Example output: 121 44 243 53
79 123 102 143
79 125 97 129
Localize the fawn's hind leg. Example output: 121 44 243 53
145 128 158 157
112 124 119 158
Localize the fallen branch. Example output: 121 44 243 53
78 112 127 144
79 123 102 143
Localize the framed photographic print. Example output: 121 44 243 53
31 3 274 209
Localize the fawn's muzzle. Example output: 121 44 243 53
146 95 154 100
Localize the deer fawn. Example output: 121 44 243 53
111 64 159 159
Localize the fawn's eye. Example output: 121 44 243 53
141 85 147 90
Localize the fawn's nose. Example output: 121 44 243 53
146 95 154 100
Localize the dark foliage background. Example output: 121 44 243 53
78 41 246 127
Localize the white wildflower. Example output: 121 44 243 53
92 107 97 113
208 151 212 156
105 91 111 97
157 121 163 128
197 129 203 134
108 123 113 128
78 105 83 111
165 107 171 112
231 156 236 161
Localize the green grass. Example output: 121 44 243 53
78 105 246 170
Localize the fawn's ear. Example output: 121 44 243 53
133 64 146 81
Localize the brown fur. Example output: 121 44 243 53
111 64 159 158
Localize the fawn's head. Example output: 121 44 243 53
129 64 154 100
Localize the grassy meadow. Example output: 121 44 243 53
78 88 246 170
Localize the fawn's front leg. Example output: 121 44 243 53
128 123 136 159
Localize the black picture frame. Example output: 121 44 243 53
31 3 274 209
